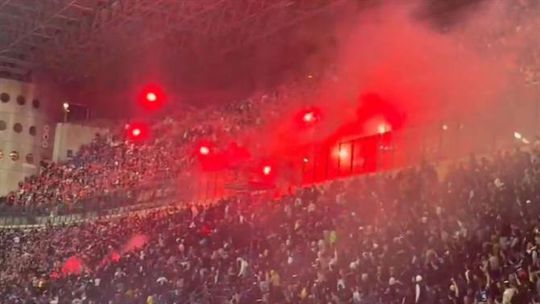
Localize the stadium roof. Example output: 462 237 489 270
0 0 345 82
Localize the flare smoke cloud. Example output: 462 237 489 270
251 0 539 156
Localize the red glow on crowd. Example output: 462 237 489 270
196 141 231 171
191 93 403 188
122 234 149 253
111 251 121 262
62 256 84 276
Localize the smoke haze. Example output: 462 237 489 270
238 0 540 160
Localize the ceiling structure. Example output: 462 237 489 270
0 0 348 82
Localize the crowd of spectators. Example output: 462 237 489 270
4 2 540 300
1 129 185 215
0 81 299 215
1 146 540 303
6 0 540 216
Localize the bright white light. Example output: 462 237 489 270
263 165 272 175
132 128 141 137
303 157 309 163
377 124 388 134
514 131 523 140
338 149 349 159
146 92 157 102
303 112 315 123
199 146 210 155
63 102 70 111
442 124 448 131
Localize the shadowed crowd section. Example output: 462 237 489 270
2 146 540 303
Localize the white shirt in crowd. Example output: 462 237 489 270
237 257 248 277
502 287 516 304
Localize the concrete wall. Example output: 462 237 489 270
0 78 55 196
52 123 109 162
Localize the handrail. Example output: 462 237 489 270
0 179 186 228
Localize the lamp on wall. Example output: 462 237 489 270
62 102 90 123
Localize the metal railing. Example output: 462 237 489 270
0 178 188 228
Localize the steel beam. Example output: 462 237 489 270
0 0 350 82
0 0 80 54
44 0 231 79
204 0 346 57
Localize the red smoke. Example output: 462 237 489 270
190 0 535 194
62 256 84 276
97 234 149 269
122 234 149 253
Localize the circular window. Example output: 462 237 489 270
10 151 19 161
32 99 40 109
0 120 6 131
13 123 23 133
25 153 34 164
0 93 9 103
16 95 26 105
29 126 36 136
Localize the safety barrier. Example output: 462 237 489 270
0 179 185 228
